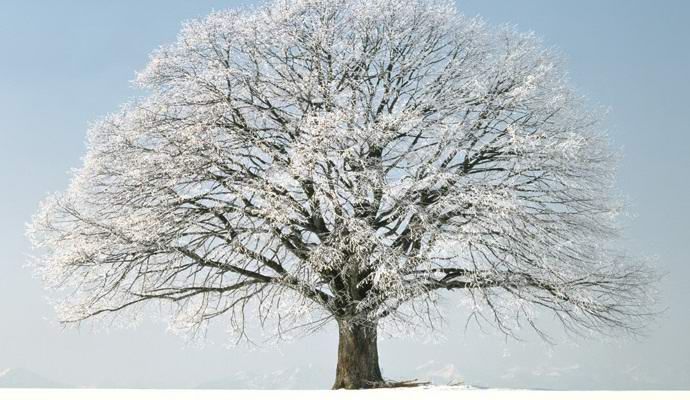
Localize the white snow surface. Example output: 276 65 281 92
0 388 685 400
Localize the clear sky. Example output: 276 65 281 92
1 0 688 390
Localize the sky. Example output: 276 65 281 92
1 0 689 390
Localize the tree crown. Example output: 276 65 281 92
29 0 656 342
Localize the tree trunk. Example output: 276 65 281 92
332 320 384 389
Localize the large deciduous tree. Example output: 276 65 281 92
28 0 656 389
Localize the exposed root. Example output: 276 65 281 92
368 379 432 389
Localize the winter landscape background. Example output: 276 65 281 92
1 0 689 390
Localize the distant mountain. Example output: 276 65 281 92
197 364 333 389
0 368 70 388
0 364 474 389
412 360 466 386
196 361 471 389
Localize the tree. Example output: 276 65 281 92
28 0 656 389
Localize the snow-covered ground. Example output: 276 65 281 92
0 388 687 400
1 365 687 399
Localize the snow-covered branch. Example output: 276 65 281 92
28 0 656 342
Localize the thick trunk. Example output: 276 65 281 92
332 320 384 389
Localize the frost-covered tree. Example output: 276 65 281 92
28 0 656 389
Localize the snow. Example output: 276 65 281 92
0 367 683 399
0 388 685 400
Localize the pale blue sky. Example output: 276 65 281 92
1 0 688 389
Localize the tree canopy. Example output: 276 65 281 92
29 0 655 350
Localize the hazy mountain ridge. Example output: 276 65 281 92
196 361 469 389
0 368 70 388
0 362 469 389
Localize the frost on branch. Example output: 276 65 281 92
28 0 656 341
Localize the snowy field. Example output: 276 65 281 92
0 388 688 400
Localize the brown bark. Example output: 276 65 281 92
332 320 384 389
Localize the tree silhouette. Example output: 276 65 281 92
29 0 656 389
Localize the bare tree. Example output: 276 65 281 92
28 0 656 389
